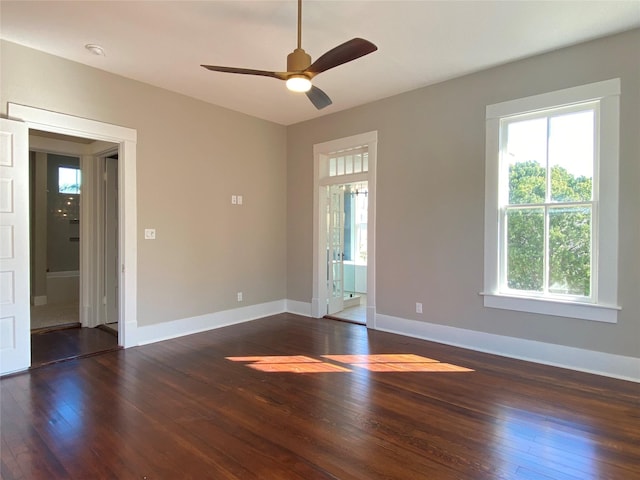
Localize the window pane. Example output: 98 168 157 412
354 153 362 173
506 118 547 204
355 184 368 264
506 207 544 291
549 110 594 202
345 155 353 174
549 206 591 296
59 167 81 194
332 266 342 296
329 158 336 176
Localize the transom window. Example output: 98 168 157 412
483 79 621 323
328 147 368 177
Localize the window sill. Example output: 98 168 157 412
480 292 620 323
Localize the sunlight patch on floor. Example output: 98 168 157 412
227 353 473 373
225 355 350 373
324 354 474 372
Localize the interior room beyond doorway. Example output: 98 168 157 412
328 181 368 324
28 132 119 367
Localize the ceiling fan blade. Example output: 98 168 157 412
201 65 288 80
306 38 377 75
306 85 332 110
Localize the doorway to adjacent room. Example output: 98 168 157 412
0 104 137 375
312 131 377 327
28 135 121 367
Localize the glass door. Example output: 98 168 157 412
327 184 344 315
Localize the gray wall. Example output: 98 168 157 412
29 151 47 299
1 40 287 327
2 29 638 359
287 29 640 358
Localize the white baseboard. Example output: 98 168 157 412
32 295 47 306
311 297 324 318
137 300 286 346
285 299 312 317
375 314 640 383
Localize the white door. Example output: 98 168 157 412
327 185 345 315
0 119 30 375
105 156 118 325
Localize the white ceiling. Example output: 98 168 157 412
2 1 639 126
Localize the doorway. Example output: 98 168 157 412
28 135 120 367
0 104 138 376
312 131 377 328
29 151 82 332
326 182 368 324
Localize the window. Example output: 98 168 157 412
58 166 81 194
503 106 595 298
483 79 620 322
344 183 368 264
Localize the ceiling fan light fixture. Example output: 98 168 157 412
286 75 312 93
200 0 377 109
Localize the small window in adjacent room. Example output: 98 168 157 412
483 79 621 323
58 166 81 194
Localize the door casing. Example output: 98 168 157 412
312 131 377 328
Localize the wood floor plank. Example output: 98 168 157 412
1 314 638 479
0 386 70 479
30 326 119 368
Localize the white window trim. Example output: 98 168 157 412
482 79 621 323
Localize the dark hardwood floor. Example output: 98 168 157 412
2 314 638 479
30 325 119 368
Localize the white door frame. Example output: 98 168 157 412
8 103 138 351
81 143 119 330
312 131 377 328
103 153 119 326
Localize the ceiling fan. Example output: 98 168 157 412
201 0 377 110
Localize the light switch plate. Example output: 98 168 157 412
144 228 156 240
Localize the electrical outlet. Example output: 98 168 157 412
231 195 237 205
144 228 156 240
237 292 243 302
416 302 423 314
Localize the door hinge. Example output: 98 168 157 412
121 264 125 273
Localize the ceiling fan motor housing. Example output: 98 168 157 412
287 48 312 74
